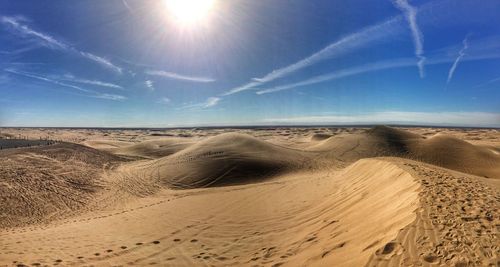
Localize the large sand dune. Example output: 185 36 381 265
0 126 498 266
311 126 500 178
0 143 125 228
110 138 193 159
123 133 311 189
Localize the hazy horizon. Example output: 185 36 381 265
1 0 500 127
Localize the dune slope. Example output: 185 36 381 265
311 126 500 178
111 138 193 159
127 133 311 188
366 160 499 266
0 143 124 228
0 159 420 267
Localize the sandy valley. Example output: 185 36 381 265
0 126 498 266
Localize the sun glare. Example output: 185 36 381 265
164 0 216 26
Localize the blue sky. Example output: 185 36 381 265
0 0 499 127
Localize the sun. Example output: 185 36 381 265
163 0 216 26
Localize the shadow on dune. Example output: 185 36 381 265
312 126 500 179
131 133 310 189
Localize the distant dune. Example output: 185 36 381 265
310 133 333 141
311 125 500 179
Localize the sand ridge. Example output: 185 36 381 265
309 126 500 179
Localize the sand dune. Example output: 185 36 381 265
82 139 133 150
0 159 421 266
126 133 311 189
0 142 125 228
109 138 194 159
311 126 500 178
310 133 333 141
0 126 498 266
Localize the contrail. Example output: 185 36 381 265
145 70 215 83
447 37 469 84
393 0 426 78
1 16 123 74
222 17 404 96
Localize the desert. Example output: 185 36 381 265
2 0 500 266
0 126 498 267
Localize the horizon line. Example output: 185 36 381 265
1 123 498 130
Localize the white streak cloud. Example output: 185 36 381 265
1 16 122 74
1 16 68 50
145 80 155 90
393 0 426 78
79 52 122 74
122 0 133 13
91 93 127 101
256 58 417 94
222 81 261 96
60 74 123 89
204 97 220 107
157 97 171 104
223 17 402 95
447 37 469 84
262 111 500 127
256 46 500 95
5 69 126 101
179 96 221 110
5 68 89 93
145 70 215 83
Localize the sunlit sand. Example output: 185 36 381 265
0 126 498 266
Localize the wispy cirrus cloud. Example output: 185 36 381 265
447 37 469 84
475 75 500 88
60 74 123 89
69 79 123 89
393 0 426 78
223 17 404 96
0 43 42 57
157 97 171 104
256 58 416 95
1 16 122 74
262 111 500 127
223 0 456 96
222 81 262 96
256 40 500 95
145 80 155 90
91 93 127 101
179 97 221 110
122 0 133 13
204 97 220 107
5 68 89 93
4 69 126 101
1 16 68 50
79 52 122 74
145 70 215 83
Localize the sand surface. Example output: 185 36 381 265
0 126 498 266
